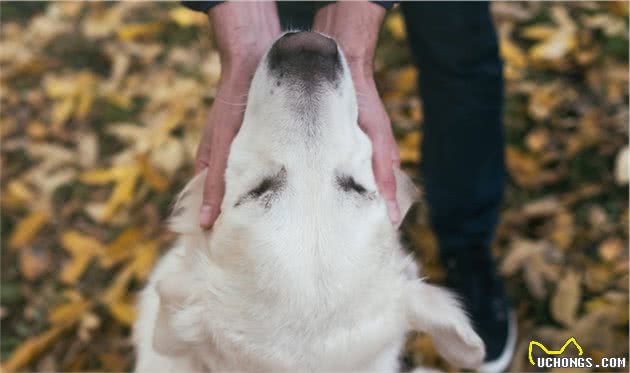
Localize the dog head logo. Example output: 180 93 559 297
528 337 584 366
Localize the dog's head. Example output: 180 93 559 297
172 32 417 244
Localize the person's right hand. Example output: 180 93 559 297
197 3 280 229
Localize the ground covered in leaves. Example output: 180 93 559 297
1 2 628 372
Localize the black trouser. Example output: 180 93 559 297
279 2 506 254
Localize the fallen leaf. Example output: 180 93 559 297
8 210 49 250
1 326 66 372
550 270 582 326
598 237 624 262
614 145 628 185
19 246 51 281
60 230 105 284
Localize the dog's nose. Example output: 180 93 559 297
268 32 341 82
273 31 338 59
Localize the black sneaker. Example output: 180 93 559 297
441 246 517 373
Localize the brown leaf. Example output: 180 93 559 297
19 246 50 281
550 270 582 326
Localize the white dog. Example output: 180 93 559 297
134 32 485 372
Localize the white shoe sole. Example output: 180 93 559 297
477 311 518 373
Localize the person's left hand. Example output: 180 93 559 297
352 70 401 225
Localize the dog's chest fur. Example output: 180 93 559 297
136 220 412 372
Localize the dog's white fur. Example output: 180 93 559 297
134 33 484 372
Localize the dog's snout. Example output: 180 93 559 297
268 32 341 83
274 32 338 59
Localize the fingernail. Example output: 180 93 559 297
387 200 400 225
199 205 213 228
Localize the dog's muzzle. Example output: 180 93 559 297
267 31 342 84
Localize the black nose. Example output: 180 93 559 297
273 31 338 58
268 32 341 82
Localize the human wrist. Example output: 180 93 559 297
208 2 280 80
313 2 384 73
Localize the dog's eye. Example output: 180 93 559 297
235 168 287 208
336 175 367 194
248 177 277 198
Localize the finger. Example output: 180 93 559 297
373 146 400 225
199 156 226 229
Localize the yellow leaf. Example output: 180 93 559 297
528 83 561 120
117 22 163 41
393 66 417 95
398 132 421 163
102 265 134 306
61 230 105 255
8 210 49 250
48 298 92 326
60 230 105 284
139 156 169 192
99 227 144 268
385 13 406 41
79 164 133 185
51 97 75 129
528 7 576 62
1 326 65 372
169 7 207 27
75 73 95 119
500 32 527 69
129 240 159 280
60 252 91 284
101 165 140 221
3 180 35 210
107 298 136 326
520 25 556 40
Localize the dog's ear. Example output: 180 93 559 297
393 168 420 228
407 281 485 369
168 170 207 234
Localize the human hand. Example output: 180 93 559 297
197 3 280 228
352 73 401 225
313 2 400 224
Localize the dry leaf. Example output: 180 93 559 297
60 230 105 284
614 146 628 185
8 210 49 250
398 132 421 163
550 270 582 326
19 246 50 281
598 237 624 262
48 298 92 326
1 326 66 372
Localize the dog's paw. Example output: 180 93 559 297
432 322 485 369
407 282 486 369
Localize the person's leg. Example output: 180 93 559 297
276 2 316 31
401 3 515 371
401 1 505 254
